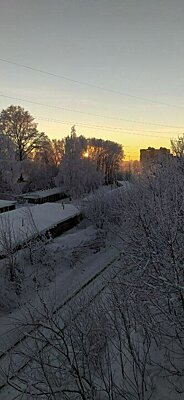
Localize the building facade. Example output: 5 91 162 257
140 147 170 166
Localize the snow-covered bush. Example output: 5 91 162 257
56 156 103 198
81 158 184 398
82 185 129 230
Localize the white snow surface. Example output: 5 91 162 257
21 187 65 199
0 225 103 342
0 203 80 251
0 200 16 209
0 223 117 400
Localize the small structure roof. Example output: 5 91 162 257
0 203 80 253
0 200 16 209
21 187 65 200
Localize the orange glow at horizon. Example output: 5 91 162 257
35 119 175 163
83 150 89 158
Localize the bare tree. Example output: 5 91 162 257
5 285 155 400
88 138 124 184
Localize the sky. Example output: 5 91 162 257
0 0 184 160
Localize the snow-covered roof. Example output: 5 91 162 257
0 203 80 252
0 200 16 209
21 187 65 199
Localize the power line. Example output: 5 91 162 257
35 115 178 135
0 58 184 110
35 116 175 139
35 115 179 134
0 93 183 129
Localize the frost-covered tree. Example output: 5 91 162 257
82 157 184 397
56 152 102 197
171 133 184 157
56 127 123 197
33 138 64 168
50 138 64 166
24 138 63 191
106 158 184 397
88 138 124 183
0 133 20 193
0 105 46 162
56 126 102 197
22 159 56 192
64 125 87 158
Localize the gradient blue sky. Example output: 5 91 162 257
0 0 184 159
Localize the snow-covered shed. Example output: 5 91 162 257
19 187 67 204
0 200 16 214
0 203 81 255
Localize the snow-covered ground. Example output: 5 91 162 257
0 222 119 398
0 223 114 351
0 200 16 210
